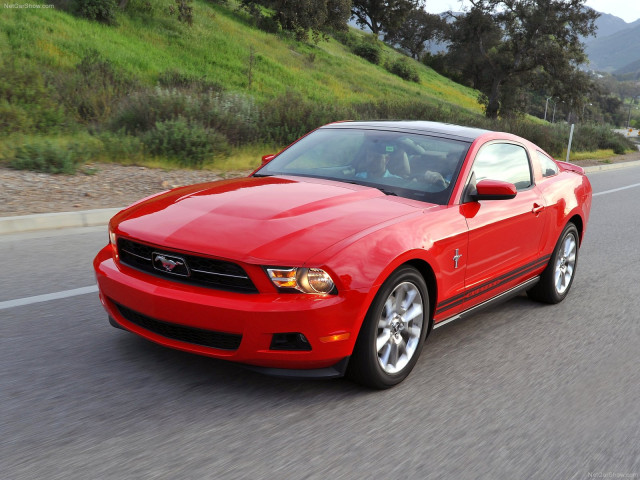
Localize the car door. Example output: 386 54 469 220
461 142 548 310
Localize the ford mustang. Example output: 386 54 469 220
94 121 592 388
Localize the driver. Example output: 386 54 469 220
355 149 401 180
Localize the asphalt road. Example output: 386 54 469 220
2 166 640 480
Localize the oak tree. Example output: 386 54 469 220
445 0 598 118
384 6 445 59
242 0 351 41
351 0 421 36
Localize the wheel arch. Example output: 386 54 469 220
403 258 437 333
346 258 437 388
350 256 439 347
568 214 584 245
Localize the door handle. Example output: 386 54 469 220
532 203 545 214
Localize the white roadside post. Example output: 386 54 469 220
566 124 575 163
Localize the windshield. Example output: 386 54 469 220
255 128 470 205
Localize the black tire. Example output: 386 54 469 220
348 266 429 389
527 223 580 304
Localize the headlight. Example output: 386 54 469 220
266 267 336 294
108 223 117 247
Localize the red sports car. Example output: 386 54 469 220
94 121 592 388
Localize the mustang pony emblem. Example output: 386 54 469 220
453 249 462 269
152 253 189 276
156 255 183 271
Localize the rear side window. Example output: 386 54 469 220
472 143 532 190
536 151 559 177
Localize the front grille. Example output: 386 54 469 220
117 238 257 293
114 302 242 350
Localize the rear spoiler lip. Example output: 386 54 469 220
556 160 585 175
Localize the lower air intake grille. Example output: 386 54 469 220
115 302 242 350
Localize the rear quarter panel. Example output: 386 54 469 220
531 150 592 248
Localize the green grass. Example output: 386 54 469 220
567 149 616 161
0 1 634 171
0 1 481 109
0 0 485 170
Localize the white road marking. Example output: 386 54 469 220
0 285 98 310
593 182 640 197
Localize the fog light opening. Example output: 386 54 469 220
270 332 312 351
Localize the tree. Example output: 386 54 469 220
74 0 118 24
445 0 598 118
351 0 421 36
384 6 445 59
242 0 351 41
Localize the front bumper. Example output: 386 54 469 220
94 246 368 371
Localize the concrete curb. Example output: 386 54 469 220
583 159 640 173
0 208 123 235
1 159 639 235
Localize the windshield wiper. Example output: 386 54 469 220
339 179 398 196
377 187 398 196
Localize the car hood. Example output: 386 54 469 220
113 176 425 265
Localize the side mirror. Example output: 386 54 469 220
473 179 517 201
261 154 276 165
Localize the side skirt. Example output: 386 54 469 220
433 276 540 330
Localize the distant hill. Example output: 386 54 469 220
614 58 640 77
589 11 634 38
585 10 640 72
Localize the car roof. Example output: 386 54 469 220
321 121 492 142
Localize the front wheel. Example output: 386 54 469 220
348 266 429 389
528 223 579 304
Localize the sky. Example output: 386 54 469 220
425 0 640 23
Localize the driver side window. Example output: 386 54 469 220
472 143 532 191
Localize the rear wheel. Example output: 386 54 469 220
348 266 429 389
528 223 579 304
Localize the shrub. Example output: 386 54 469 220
500 120 566 156
595 131 633 155
257 14 281 34
110 88 192 134
0 102 31 135
331 30 358 49
157 70 223 93
98 131 144 161
386 57 420 83
8 140 78 174
199 92 259 145
422 52 465 85
74 0 118 25
259 91 353 145
123 0 154 15
352 41 382 65
111 88 259 146
573 124 634 155
0 57 67 134
169 0 193 26
142 118 230 167
51 52 135 125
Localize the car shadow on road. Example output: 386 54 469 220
105 292 551 405
111 331 366 400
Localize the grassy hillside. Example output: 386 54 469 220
0 0 634 172
1 1 482 107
